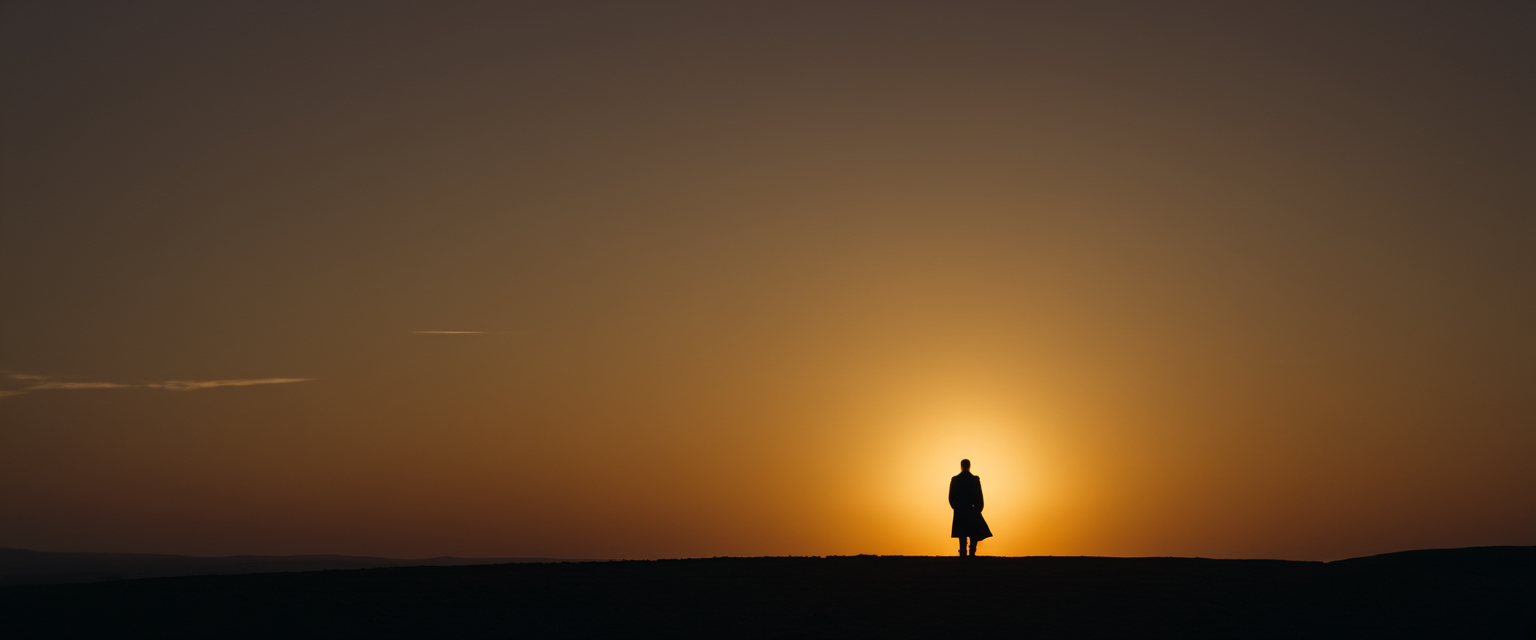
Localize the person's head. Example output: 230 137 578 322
960 459 971 471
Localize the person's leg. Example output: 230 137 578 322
958 536 969 557
969 539 979 557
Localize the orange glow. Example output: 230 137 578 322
860 414 1052 557
1 3 1531 563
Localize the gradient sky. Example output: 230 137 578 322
2 1 1532 561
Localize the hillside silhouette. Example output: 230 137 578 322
0 548 584 587
1 546 1529 638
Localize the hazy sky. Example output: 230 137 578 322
2 1 1531 561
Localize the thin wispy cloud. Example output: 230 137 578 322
157 378 312 391
27 381 138 390
0 372 313 399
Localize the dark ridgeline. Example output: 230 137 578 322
1 546 1530 638
0 548 584 587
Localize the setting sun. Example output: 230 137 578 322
2 1 1529 569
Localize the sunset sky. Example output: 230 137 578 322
2 1 1531 562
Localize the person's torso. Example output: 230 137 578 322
953 473 980 505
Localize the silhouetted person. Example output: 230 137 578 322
949 459 992 557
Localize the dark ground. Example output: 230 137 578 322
0 547 581 587
1 546 1530 638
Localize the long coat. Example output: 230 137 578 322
949 471 993 540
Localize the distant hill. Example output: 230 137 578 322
0 548 589 587
1329 544 1534 570
1 546 1529 638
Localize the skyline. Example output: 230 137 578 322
2 1 1532 561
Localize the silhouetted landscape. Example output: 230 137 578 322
2 546 1529 638
0 548 586 587
4 4 1532 638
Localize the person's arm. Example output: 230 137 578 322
975 477 984 512
948 477 959 509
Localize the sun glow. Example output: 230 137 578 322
850 410 1057 557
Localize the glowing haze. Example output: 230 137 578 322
1 2 1531 561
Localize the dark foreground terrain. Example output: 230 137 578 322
0 547 583 587
2 546 1530 638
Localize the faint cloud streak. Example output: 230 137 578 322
0 372 314 399
156 378 312 391
27 381 138 390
